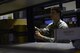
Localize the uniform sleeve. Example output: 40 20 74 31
59 21 68 29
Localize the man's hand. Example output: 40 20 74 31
35 31 55 42
35 31 43 40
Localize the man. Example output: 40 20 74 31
35 7 68 42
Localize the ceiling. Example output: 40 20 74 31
0 0 49 15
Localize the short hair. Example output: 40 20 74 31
51 7 61 13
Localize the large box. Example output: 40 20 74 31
54 27 80 41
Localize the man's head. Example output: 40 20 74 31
50 7 61 23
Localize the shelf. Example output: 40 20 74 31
0 0 49 15
0 42 76 53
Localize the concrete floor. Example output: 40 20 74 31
0 42 78 53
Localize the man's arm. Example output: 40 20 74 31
35 31 54 42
